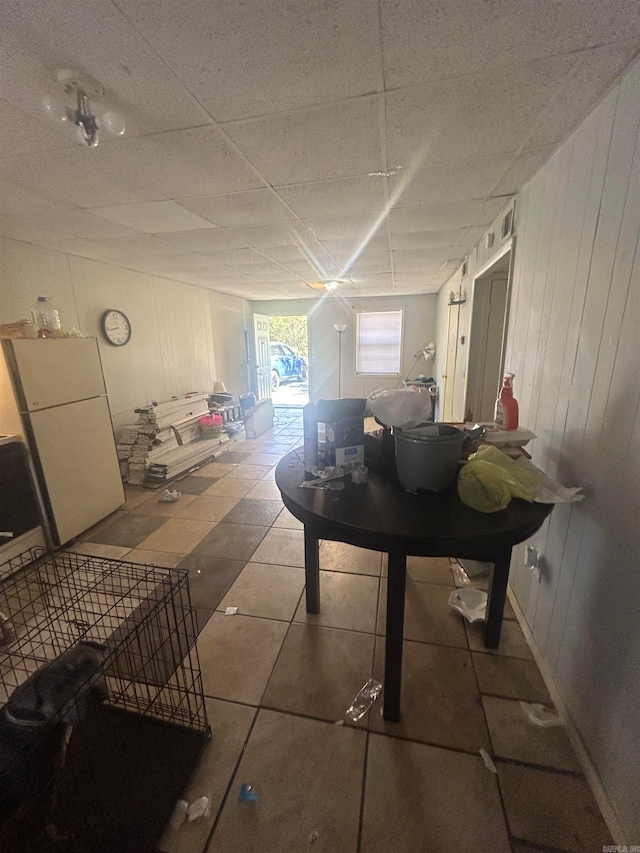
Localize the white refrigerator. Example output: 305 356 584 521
3 338 125 546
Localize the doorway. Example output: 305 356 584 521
269 315 309 407
465 250 511 422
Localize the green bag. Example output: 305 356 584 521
458 445 542 513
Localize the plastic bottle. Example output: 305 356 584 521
494 373 519 430
32 296 61 336
345 679 383 721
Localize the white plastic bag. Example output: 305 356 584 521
367 387 433 429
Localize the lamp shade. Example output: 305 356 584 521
334 324 347 333
213 380 227 393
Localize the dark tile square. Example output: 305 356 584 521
222 499 283 527
175 476 219 494
472 653 551 703
178 554 246 610
193 608 214 636
88 514 166 548
220 451 253 463
191 522 269 561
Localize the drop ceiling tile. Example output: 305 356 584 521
93 201 213 233
77 234 179 256
348 273 394 290
37 234 174 261
385 56 575 167
96 127 264 198
29 237 127 260
113 0 382 121
0 99 72 158
433 261 462 286
346 259 393 276
322 234 390 265
379 0 638 90
394 272 442 291
282 259 343 282
455 226 491 254
0 180 73 216
223 222 312 249
224 97 383 185
0 0 212 137
0 147 165 208
196 247 270 267
389 158 512 208
232 261 293 277
304 213 388 242
128 253 229 277
526 42 640 149
240 266 299 279
390 199 505 233
160 229 249 253
276 176 387 219
179 189 296 227
0 210 139 241
491 148 555 196
259 242 326 265
391 229 467 250
392 248 455 272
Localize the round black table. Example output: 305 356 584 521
276 449 553 722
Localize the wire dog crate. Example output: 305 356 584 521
0 548 210 853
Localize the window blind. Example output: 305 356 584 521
356 310 403 374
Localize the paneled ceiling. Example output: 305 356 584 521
1 0 639 299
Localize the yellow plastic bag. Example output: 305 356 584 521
458 446 542 513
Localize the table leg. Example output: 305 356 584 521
383 551 407 722
483 546 512 648
303 527 320 614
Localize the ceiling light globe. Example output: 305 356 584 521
101 110 126 136
42 95 69 123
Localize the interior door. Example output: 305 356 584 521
478 276 508 419
442 305 459 421
253 314 271 401
465 274 508 422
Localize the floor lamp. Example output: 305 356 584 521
334 324 347 398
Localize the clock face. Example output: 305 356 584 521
101 309 131 346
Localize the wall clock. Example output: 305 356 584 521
100 309 132 346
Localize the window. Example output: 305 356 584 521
356 310 403 374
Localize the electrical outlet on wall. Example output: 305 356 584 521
525 546 541 572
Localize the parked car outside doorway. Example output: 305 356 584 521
270 342 308 392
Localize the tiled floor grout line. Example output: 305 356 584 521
116 432 604 853
474 655 515 850
203 704 261 852
356 730 370 853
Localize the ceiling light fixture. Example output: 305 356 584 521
323 280 342 292
42 69 126 148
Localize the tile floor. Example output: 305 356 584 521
71 407 612 853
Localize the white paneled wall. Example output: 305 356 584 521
209 290 251 396
505 62 640 840
0 239 248 429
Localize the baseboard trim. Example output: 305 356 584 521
506 585 628 846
